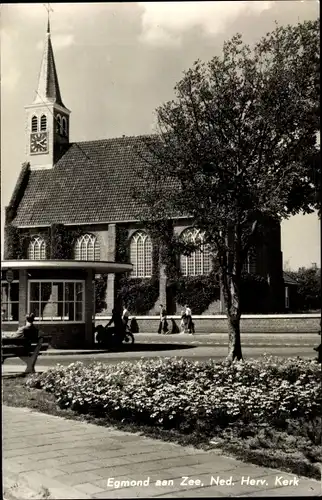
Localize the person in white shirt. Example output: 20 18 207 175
122 305 130 328
185 304 193 334
180 308 186 334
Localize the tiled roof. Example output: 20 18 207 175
12 136 159 227
283 272 299 286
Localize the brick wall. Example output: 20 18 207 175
95 315 320 334
99 229 109 261
37 323 87 348
94 218 284 317
159 264 167 309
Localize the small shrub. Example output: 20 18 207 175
287 416 322 446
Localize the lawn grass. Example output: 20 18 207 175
2 374 321 481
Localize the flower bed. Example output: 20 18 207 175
26 356 321 434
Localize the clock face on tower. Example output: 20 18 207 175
30 132 48 154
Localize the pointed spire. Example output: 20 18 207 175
44 3 52 35
33 20 65 107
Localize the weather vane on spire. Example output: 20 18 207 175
43 3 53 33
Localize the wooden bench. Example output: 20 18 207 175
1 336 50 374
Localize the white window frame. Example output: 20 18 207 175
28 236 47 260
1 280 19 324
75 234 100 261
180 228 211 276
28 279 85 323
130 231 153 278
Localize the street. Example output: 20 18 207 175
2 333 318 374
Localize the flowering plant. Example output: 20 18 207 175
26 356 321 433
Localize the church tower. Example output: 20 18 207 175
25 19 70 170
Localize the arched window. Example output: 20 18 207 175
40 114 47 131
61 116 67 137
180 228 212 276
130 231 152 277
28 236 46 260
56 114 62 134
243 251 257 274
31 116 38 132
75 234 100 261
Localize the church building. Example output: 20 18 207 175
2 21 285 338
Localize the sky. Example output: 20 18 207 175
1 1 320 270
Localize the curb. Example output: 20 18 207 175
38 343 315 356
40 349 110 356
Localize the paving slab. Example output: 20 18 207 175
3 405 321 499
74 482 107 495
53 471 105 487
88 465 134 478
88 448 138 459
59 460 106 474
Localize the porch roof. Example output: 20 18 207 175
1 260 132 274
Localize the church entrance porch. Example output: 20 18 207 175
1 260 132 349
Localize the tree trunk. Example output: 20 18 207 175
226 314 243 363
221 272 243 364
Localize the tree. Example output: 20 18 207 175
134 19 320 363
289 266 321 311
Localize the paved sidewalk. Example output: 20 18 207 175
3 406 321 499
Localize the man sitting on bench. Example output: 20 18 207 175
13 313 39 352
2 313 46 374
1 314 49 374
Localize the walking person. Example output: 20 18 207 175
122 304 130 329
185 304 194 334
180 308 186 334
158 304 169 334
